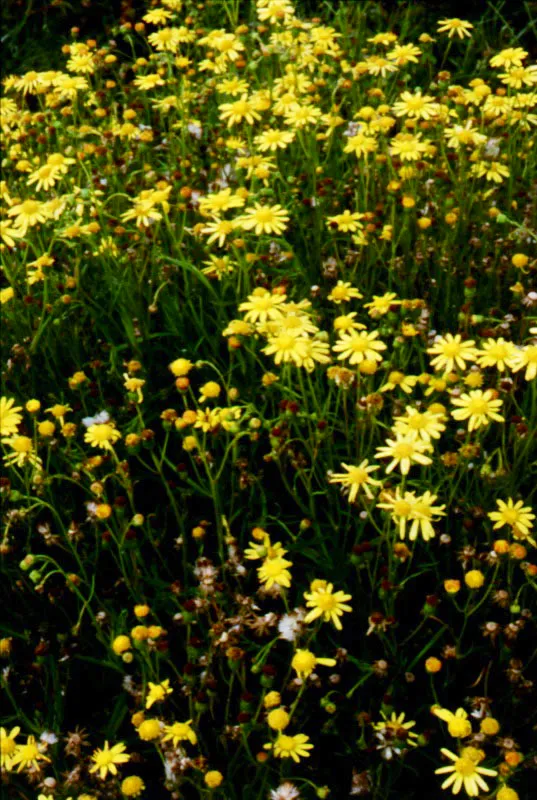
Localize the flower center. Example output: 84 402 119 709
454 757 477 777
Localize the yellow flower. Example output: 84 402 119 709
257 555 293 589
432 706 472 738
480 717 500 736
255 128 295 151
328 460 381 502
364 292 400 317
333 329 387 365
265 732 314 762
219 94 261 127
145 679 173 709
327 281 363 303
239 288 287 323
375 434 432 475
204 770 224 788
112 635 131 655
389 132 429 161
84 423 121 450
236 203 289 236
169 358 193 377
2 435 42 471
303 582 352 630
267 708 290 731
427 334 477 372
291 648 336 679
451 389 504 431
487 498 535 544
393 407 446 442
436 18 474 38
510 345 537 381
11 735 51 772
465 570 485 589
0 726 20 770
162 719 197 747
435 747 497 796
138 719 162 741
326 210 364 233
7 199 48 235
0 397 22 436
378 489 445 541
199 381 221 403
121 775 145 797
89 741 130 780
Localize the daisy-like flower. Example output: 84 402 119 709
399 490 445 541
451 389 504 431
364 292 401 317
291 648 336 679
133 72 165 91
239 288 287 323
327 281 363 304
303 581 352 630
392 90 437 119
219 94 262 127
373 711 419 746
0 397 23 436
392 407 446 442
432 706 473 738
0 726 20 770
472 161 510 183
333 329 387 365
375 434 432 475
7 199 48 235
300 338 332 372
201 218 235 247
380 371 418 394
444 122 486 150
162 720 197 747
255 128 295 151
344 132 378 158
2 435 42 471
146 679 173 709
435 747 497 796
84 422 121 450
262 331 310 366
147 26 182 52
89 741 130 780
258 555 293 589
436 18 474 39
10 734 51 772
510 344 537 381
199 188 245 215
488 498 535 544
427 333 477 373
387 43 422 66
236 203 289 236
328 460 381 502
284 103 322 129
499 65 537 89
1 220 24 248
326 210 364 233
389 132 430 161
265 733 314 762
476 338 518 372
333 312 366 333
490 47 528 69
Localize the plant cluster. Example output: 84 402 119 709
1 1 536 798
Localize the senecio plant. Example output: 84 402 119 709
1 0 536 798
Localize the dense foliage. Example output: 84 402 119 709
1 1 536 799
